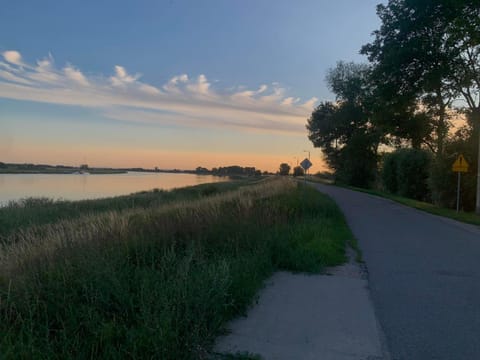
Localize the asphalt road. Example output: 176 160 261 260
314 183 480 360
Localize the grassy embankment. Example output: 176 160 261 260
307 175 480 227
0 177 353 359
0 180 252 240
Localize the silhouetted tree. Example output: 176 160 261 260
195 167 210 174
362 0 480 211
293 166 304 177
307 62 381 187
278 163 291 176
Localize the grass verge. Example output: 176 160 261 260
345 185 480 227
305 174 480 227
0 178 353 359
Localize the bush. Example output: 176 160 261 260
428 155 456 208
381 148 431 201
382 153 398 193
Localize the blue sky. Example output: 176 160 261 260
0 0 382 172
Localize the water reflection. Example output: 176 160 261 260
0 172 227 205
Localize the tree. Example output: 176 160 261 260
429 114 478 210
362 0 480 212
293 166 304 177
278 163 291 176
195 166 209 174
307 62 381 187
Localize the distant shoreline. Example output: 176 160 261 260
0 162 270 176
0 162 192 175
0 169 128 175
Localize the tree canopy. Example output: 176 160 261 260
360 0 480 211
307 62 380 187
307 1 480 212
278 163 291 176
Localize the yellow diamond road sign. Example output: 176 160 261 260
452 154 469 173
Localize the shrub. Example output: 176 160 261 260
381 148 431 201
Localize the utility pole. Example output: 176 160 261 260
303 150 310 179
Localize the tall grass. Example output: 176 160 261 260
0 179 255 239
0 178 352 359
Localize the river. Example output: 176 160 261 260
0 172 227 205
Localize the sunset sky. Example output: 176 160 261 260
0 0 382 173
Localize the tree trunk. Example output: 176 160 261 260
435 89 447 157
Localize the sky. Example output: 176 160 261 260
0 0 383 173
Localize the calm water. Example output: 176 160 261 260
0 172 227 205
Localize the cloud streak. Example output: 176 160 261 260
0 50 318 134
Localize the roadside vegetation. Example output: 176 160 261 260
307 174 480 227
306 1 479 215
345 185 480 227
0 177 353 359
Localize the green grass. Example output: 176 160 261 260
345 185 480 227
0 178 353 359
305 174 480 227
0 179 259 240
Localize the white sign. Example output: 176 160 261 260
300 158 312 171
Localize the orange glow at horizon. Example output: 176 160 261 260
4 144 328 174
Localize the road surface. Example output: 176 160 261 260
314 183 480 360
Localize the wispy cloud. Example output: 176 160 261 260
0 50 318 134
64 64 89 86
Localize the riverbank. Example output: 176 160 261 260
0 163 128 174
0 178 354 359
0 172 230 207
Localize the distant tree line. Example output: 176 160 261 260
195 166 264 177
307 0 480 212
277 163 305 177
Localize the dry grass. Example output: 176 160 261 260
0 177 352 359
0 177 295 280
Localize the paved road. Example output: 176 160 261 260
314 184 480 360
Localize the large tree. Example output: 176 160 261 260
307 62 381 187
362 0 480 212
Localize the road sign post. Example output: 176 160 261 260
457 172 461 213
452 154 469 212
300 158 312 184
